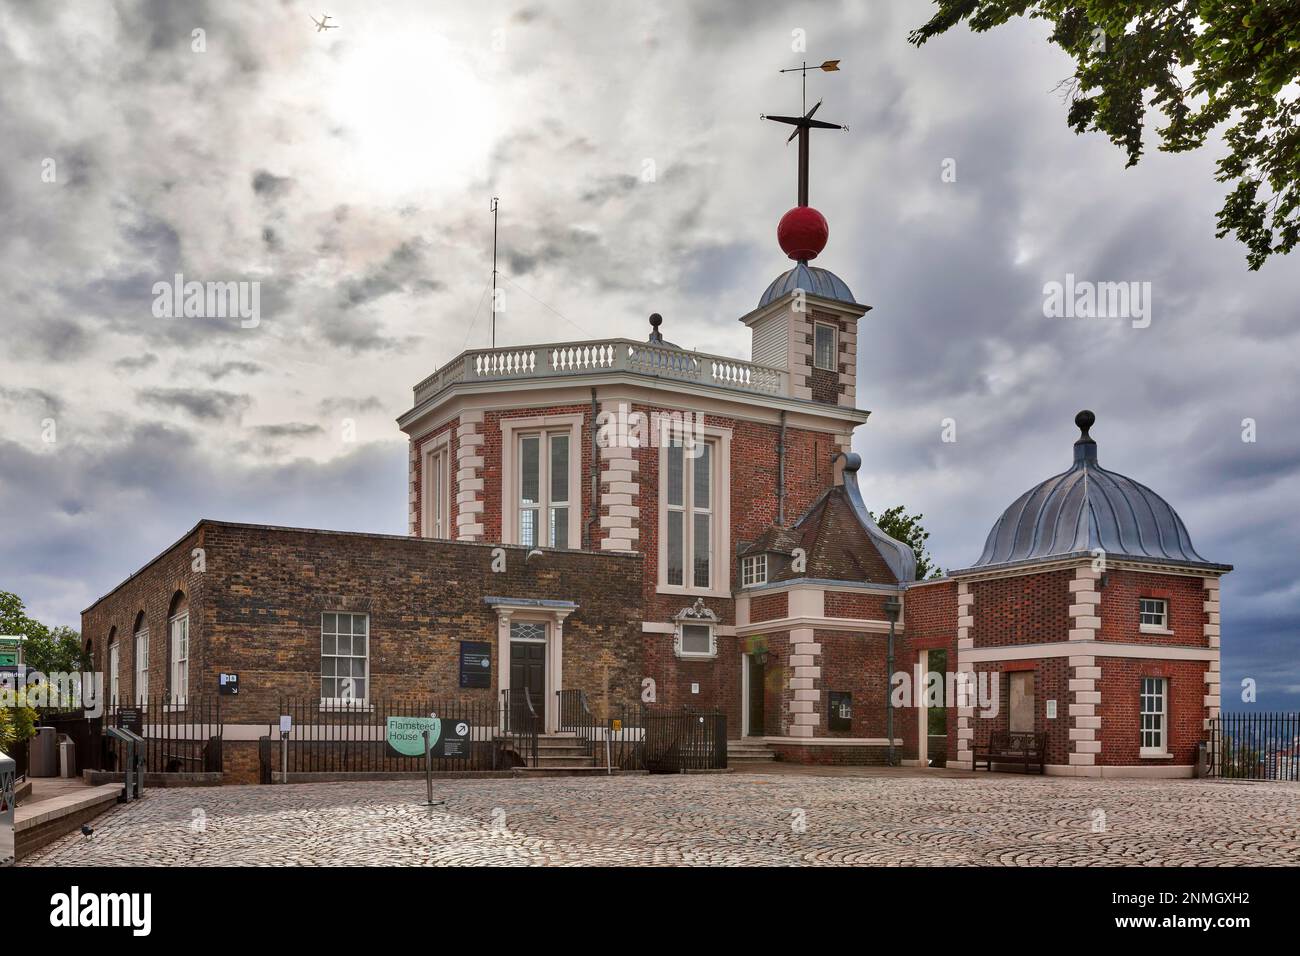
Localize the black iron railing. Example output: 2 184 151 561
274 695 537 775
547 697 729 773
556 689 597 757
104 696 224 774
1211 712 1300 781
644 707 727 772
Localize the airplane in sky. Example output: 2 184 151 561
311 14 338 32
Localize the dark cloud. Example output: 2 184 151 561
249 422 324 439
113 353 159 373
318 395 386 416
252 170 293 200
199 360 263 381
136 387 252 422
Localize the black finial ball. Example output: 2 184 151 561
649 312 662 330
1075 409 1095 438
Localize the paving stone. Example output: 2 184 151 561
19 772 1300 867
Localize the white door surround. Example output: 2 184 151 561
485 597 577 734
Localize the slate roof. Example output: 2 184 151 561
757 261 860 309
965 411 1229 573
738 453 916 585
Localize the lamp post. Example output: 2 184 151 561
884 596 902 768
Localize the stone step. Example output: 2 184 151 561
516 766 636 777
534 755 597 768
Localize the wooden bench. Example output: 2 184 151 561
973 732 1046 774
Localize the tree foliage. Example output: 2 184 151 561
910 1 1300 269
871 506 943 579
0 590 87 676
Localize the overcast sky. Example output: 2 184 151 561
1 0 1295 708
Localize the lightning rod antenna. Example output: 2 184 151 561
490 197 500 348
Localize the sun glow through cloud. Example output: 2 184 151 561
323 26 498 202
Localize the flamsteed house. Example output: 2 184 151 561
83 155 1230 784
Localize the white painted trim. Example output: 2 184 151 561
735 616 892 636
962 641 1219 662
398 374 870 435
1041 762 1195 779
760 736 902 747
740 654 752 737
949 556 1228 584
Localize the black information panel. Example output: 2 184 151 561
459 641 492 689
828 691 852 732
117 706 144 735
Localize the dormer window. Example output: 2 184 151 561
813 322 837 371
741 554 768 587
1139 598 1168 631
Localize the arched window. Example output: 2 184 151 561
167 591 189 707
107 627 120 707
132 611 149 704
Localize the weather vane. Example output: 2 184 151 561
761 59 847 207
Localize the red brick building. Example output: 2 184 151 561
82 192 1229 779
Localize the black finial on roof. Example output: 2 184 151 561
1074 409 1097 464
648 313 663 344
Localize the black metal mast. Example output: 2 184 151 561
490 196 499 348
763 59 846 206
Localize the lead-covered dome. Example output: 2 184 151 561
758 261 858 309
970 411 1225 571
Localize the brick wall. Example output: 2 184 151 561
1097 657 1205 765
82 524 209 707
824 590 889 620
84 522 644 726
971 570 1072 647
750 591 788 622
815 629 890 738
1099 570 1208 647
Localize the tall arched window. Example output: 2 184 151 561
107 627 120 707
132 611 149 704
167 591 189 707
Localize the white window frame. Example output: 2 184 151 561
422 432 452 539
813 321 838 372
500 414 583 549
168 612 189 707
741 554 768 587
321 612 370 707
1139 677 1168 755
134 627 149 703
1139 597 1169 632
516 430 572 549
673 600 719 660
657 424 731 598
108 642 120 706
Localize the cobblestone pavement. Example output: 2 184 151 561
21 770 1300 866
